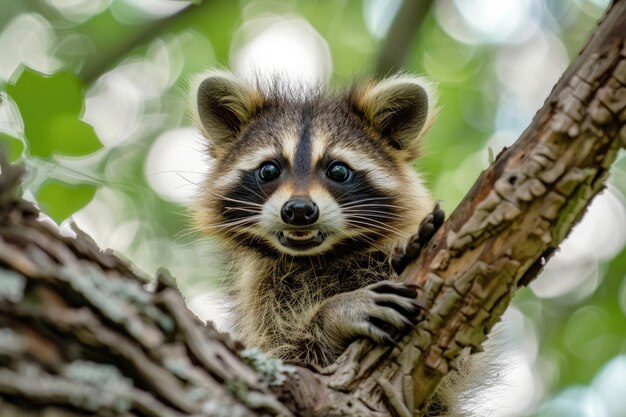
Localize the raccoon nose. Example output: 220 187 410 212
281 198 319 226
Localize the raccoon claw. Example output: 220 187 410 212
365 282 423 343
370 281 418 298
319 281 424 348
392 203 445 275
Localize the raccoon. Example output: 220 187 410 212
190 71 441 367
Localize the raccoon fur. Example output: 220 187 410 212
189 71 478 413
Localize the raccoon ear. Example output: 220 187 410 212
350 75 437 151
192 71 263 145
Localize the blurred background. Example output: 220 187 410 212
1 0 625 415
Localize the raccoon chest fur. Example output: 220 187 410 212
230 251 394 362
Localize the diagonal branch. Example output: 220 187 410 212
81 1 213 85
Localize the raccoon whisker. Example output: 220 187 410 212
245 234 265 247
340 197 399 207
222 220 261 231
217 224 265 244
170 237 208 249
175 225 199 237
327 226 387 253
333 187 364 202
216 225 263 242
175 172 201 187
341 229 381 248
341 204 408 213
346 226 400 242
354 235 387 253
341 202 402 208
341 198 396 206
174 227 203 241
205 217 261 227
207 227 255 243
203 217 262 230
346 219 406 238
346 213 405 227
250 228 273 244
342 223 395 239
341 203 408 210
343 213 404 221
351 230 400 250
220 198 265 208
241 183 269 201
223 206 263 214
341 209 404 219
345 207 408 216
204 190 265 208
327 225 357 242
344 215 405 225
224 206 262 213
346 216 406 234
240 222 275 245
174 210 197 220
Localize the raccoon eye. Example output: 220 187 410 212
327 162 352 182
258 161 281 182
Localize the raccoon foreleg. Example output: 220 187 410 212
311 281 424 360
391 203 445 275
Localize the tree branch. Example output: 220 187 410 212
81 1 212 85
374 0 434 77
0 1 624 416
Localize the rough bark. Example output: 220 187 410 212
1 1 625 416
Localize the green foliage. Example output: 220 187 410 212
6 69 101 158
0 132 24 162
36 180 96 223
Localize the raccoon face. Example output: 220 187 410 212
191 71 436 257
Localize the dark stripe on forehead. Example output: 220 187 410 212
293 110 312 179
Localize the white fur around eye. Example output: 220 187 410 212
211 146 279 190
328 148 399 192
237 147 280 171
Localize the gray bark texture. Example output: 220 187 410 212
1 1 625 416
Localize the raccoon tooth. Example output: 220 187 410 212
284 230 319 241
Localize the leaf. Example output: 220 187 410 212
6 68 102 158
0 133 25 162
487 147 495 164
36 180 96 223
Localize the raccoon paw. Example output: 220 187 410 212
391 203 445 275
319 281 424 347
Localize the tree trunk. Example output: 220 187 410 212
1 1 625 416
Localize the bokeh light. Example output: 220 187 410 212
0 13 63 82
144 127 207 204
531 187 626 301
362 0 402 38
46 0 113 23
232 15 332 86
